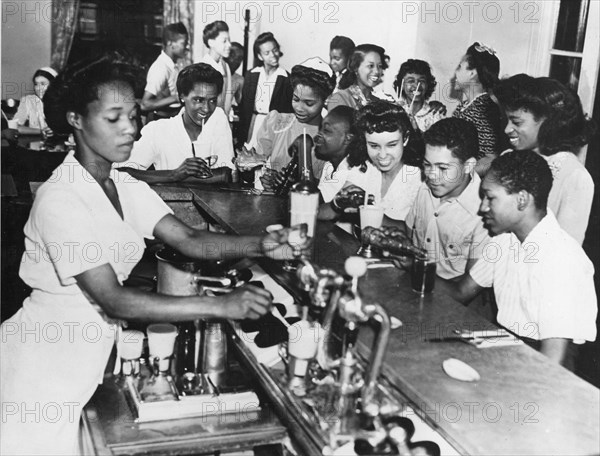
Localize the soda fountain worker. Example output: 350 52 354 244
405 118 490 279
13 66 57 135
451 42 505 175
448 151 597 368
393 59 446 133
0 57 305 456
328 35 355 93
140 22 188 116
336 101 423 227
238 32 293 146
199 21 233 117
327 44 388 111
495 75 595 245
117 63 235 184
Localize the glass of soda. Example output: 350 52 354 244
411 255 436 295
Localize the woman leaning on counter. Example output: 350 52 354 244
0 57 303 456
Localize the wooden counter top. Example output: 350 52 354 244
187 186 600 456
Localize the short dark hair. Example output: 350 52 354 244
203 21 228 47
496 74 596 155
253 32 282 67
163 22 188 47
43 54 143 135
327 105 357 135
176 63 224 98
338 44 389 90
424 118 479 162
495 73 547 119
225 42 244 72
465 42 499 91
347 100 422 169
329 36 355 60
488 150 553 210
290 65 334 102
394 59 437 101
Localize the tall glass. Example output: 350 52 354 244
357 205 385 257
410 255 436 295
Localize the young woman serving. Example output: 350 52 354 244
0 57 304 455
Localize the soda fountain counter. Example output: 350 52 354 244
82 185 600 456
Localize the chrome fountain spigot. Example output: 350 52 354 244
295 258 346 370
337 257 391 418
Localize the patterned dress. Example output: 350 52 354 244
452 93 504 158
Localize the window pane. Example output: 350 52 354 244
549 55 582 92
554 0 589 52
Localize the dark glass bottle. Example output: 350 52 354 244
361 226 427 258
274 154 299 195
175 321 196 377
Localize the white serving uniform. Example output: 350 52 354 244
0 152 172 455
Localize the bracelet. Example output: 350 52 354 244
331 197 344 213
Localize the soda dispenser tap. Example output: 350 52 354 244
337 257 391 418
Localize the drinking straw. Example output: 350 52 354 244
409 81 421 113
397 77 405 102
191 142 196 157
364 191 369 206
302 128 308 175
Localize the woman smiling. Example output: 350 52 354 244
341 100 423 225
327 44 388 111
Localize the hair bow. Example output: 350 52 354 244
474 43 496 56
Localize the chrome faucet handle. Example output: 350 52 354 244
338 257 368 323
296 257 319 291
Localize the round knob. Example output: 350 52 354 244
345 256 367 278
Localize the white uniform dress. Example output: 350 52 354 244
0 152 172 455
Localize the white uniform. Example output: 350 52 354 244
469 212 597 343
123 109 235 171
0 152 172 455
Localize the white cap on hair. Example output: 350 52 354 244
38 67 58 78
297 57 333 78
